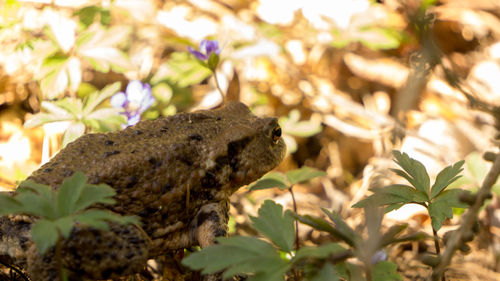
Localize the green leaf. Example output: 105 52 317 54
249 172 289 191
56 98 83 117
286 167 326 186
308 263 339 281
23 113 75 128
392 150 430 196
74 209 139 230
73 184 116 213
85 108 123 121
352 184 426 209
379 224 408 247
291 213 355 247
182 236 288 280
372 261 402 281
0 193 23 215
250 200 294 252
16 182 57 219
57 172 87 217
164 52 212 87
53 216 75 238
321 208 356 240
31 219 59 254
431 160 464 199
82 81 121 115
428 189 468 231
61 122 86 148
294 243 346 262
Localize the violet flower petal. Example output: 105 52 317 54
110 92 126 108
188 46 208 60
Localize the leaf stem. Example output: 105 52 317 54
432 228 440 255
212 69 225 105
288 187 300 250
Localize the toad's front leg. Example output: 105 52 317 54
190 202 229 281
27 223 150 281
191 202 229 248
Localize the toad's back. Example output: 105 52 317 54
28 101 286 239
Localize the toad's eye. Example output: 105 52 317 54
272 126 282 142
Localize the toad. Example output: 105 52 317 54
0 101 286 280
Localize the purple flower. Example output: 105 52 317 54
188 39 221 60
110 80 155 127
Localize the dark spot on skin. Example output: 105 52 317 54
62 169 74 177
190 189 214 201
131 149 137 154
148 157 162 168
104 140 114 146
215 155 228 167
139 207 157 217
216 117 221 121
92 253 102 262
227 137 251 171
132 130 143 136
103 150 120 157
214 228 227 238
160 126 168 133
197 211 220 227
19 236 28 250
102 269 113 279
90 176 100 184
189 133 203 141
125 175 138 188
162 183 172 194
201 171 220 188
44 168 53 173
126 252 134 259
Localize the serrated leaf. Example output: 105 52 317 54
392 151 430 196
16 182 57 219
321 208 357 240
379 224 408 247
61 122 86 148
73 184 116 213
74 209 139 230
249 172 289 191
182 236 288 280
82 81 121 115
56 98 83 117
352 184 426 209
428 189 468 231
308 263 339 281
31 219 58 254
23 113 74 128
372 261 402 281
57 172 87 217
0 193 23 215
53 216 75 238
294 243 346 262
286 167 326 186
250 200 294 252
291 213 355 247
86 108 123 121
431 160 464 199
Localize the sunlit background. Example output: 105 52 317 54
2 0 500 279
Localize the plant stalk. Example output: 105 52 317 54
212 69 225 105
289 187 300 250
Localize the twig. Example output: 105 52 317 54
432 151 500 280
0 259 30 281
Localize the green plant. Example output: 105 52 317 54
184 167 413 281
0 172 139 280
24 82 126 147
353 151 469 259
